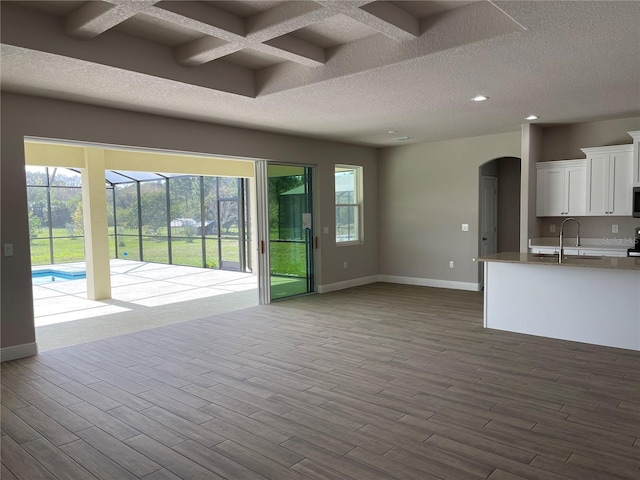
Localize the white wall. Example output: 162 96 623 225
378 131 521 289
1 92 379 354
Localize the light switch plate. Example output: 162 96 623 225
323 226 329 234
3 243 14 256
612 224 618 234
461 224 469 232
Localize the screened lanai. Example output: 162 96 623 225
23 140 263 349
26 166 252 273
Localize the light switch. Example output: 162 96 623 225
612 224 618 234
323 227 329 234
3 244 14 256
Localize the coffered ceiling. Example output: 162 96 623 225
1 1 639 146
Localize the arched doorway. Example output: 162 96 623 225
478 157 522 286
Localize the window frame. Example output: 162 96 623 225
334 164 363 245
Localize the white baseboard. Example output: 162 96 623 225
378 275 481 292
318 275 480 293
1 342 38 362
317 275 379 294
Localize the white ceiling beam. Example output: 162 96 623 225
358 2 420 39
175 37 243 67
171 1 328 67
152 1 245 39
317 0 419 41
65 1 157 39
245 2 331 41
262 37 325 66
1 2 256 98
177 35 325 68
257 1 523 96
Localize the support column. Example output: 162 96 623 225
81 148 111 300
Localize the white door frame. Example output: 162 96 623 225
254 161 317 304
255 160 271 304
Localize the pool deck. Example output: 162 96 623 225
33 259 258 351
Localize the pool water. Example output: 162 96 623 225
32 270 86 285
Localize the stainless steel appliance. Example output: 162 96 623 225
627 227 640 257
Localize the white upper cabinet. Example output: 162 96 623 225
536 160 586 217
629 131 640 187
582 144 633 216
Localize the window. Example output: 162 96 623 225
335 165 362 243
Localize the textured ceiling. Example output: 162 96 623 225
1 0 639 147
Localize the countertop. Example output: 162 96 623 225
480 252 640 271
528 237 633 252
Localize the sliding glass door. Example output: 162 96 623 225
257 163 315 302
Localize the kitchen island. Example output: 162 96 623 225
480 253 640 351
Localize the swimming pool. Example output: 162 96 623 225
32 269 86 285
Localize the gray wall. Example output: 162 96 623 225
378 131 521 286
542 116 640 161
1 92 379 351
497 158 521 252
521 124 543 251
536 115 640 238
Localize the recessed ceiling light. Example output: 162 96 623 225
471 95 489 102
387 130 398 134
526 115 539 120
394 136 412 141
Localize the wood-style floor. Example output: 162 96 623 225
2 283 639 480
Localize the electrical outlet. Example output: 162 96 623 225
343 261 348 269
449 261 454 269
461 224 469 232
3 244 13 257
612 224 618 234
550 224 556 233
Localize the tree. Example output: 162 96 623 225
49 200 72 228
140 184 167 238
28 212 42 242
170 176 201 220
72 202 84 236
268 175 302 236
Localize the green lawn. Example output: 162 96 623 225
30 229 311 279
269 241 308 277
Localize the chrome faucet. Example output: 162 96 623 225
559 217 581 263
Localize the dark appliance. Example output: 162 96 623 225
633 187 640 218
628 226 640 257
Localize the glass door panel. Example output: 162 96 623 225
267 165 314 301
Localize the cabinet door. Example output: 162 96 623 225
566 165 586 215
586 154 610 215
632 133 640 187
610 151 633 215
536 168 546 216
545 167 566 216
